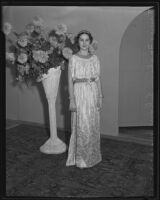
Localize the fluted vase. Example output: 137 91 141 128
39 66 66 154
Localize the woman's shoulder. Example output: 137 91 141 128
71 54 76 59
92 54 99 60
70 54 78 60
72 53 97 60
69 54 75 62
93 54 100 64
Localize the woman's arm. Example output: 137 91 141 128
96 56 103 110
68 59 74 100
97 77 103 98
68 58 76 111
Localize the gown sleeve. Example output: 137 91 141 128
69 56 74 79
95 56 100 81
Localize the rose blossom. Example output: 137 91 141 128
25 64 30 74
57 43 65 50
47 47 54 54
25 23 34 34
91 40 98 50
89 45 95 54
58 35 66 43
55 24 67 35
17 64 25 75
89 40 98 54
62 47 73 59
6 52 15 63
3 22 12 35
32 50 49 63
16 75 23 82
49 36 58 48
32 16 44 27
66 33 75 44
17 33 28 47
34 26 41 34
17 53 28 64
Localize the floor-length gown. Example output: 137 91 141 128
66 54 102 168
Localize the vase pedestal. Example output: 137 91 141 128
40 137 66 154
39 66 66 154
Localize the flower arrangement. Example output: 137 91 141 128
4 16 98 83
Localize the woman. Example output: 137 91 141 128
66 30 103 168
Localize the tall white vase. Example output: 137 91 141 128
39 66 66 154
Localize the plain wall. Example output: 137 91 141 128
4 6 151 136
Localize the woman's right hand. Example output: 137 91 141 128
69 99 76 112
97 97 102 111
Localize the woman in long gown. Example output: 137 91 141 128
66 30 103 168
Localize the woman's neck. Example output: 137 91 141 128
79 50 89 56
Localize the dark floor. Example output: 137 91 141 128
119 126 153 139
5 123 153 197
6 119 20 130
119 126 153 146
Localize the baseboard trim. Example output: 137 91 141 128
119 126 153 129
101 133 153 146
6 119 49 129
6 119 153 146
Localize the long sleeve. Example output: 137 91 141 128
96 56 103 97
68 57 75 100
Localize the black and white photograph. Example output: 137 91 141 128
1 2 159 199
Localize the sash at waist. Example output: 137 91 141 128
73 77 96 84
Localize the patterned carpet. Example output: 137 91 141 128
6 124 153 197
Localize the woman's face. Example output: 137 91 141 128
78 33 91 51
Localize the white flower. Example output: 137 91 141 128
67 33 75 44
17 64 25 75
91 40 98 50
47 47 54 54
6 52 15 63
89 45 95 54
24 64 30 74
55 24 67 35
18 53 28 64
25 23 34 34
16 75 23 82
17 34 28 47
59 35 66 43
40 29 48 40
3 22 12 35
89 40 98 54
49 36 58 48
32 50 49 63
62 47 73 59
32 16 44 27
57 43 65 50
34 26 41 34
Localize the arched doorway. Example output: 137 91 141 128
118 8 154 143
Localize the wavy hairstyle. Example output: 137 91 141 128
75 30 93 50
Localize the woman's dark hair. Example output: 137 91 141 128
75 30 93 50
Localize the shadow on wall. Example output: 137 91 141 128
36 83 49 126
59 62 71 147
6 61 17 86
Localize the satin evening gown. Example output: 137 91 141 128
66 54 102 168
